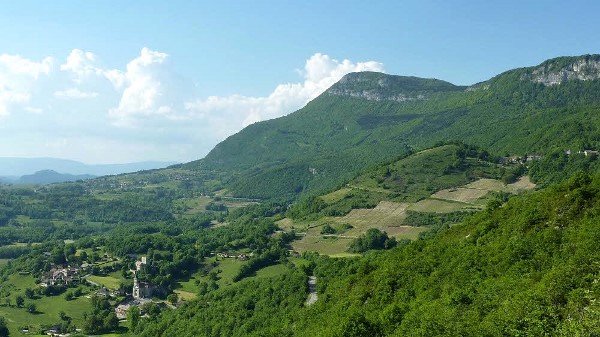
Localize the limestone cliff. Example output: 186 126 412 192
523 55 600 86
326 71 463 102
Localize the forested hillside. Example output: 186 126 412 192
138 172 600 336
180 55 600 199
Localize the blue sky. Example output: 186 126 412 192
0 1 598 163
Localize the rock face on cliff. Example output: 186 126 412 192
326 71 464 102
523 55 600 86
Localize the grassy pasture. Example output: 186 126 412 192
465 177 535 193
254 264 289 279
179 196 213 214
175 256 248 292
408 198 474 213
174 289 197 301
341 201 410 228
320 187 353 203
431 187 490 204
292 235 354 256
291 201 424 254
276 218 295 231
86 275 122 290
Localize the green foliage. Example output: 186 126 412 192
82 296 119 334
14 296 23 308
128 306 141 333
293 172 600 336
0 317 8 337
320 224 336 235
134 170 600 336
25 303 35 313
529 151 600 187
138 269 306 337
166 293 178 305
348 228 397 253
403 210 474 227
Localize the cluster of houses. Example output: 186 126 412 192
565 149 599 157
115 297 152 319
216 252 249 260
501 154 542 164
500 149 600 166
40 266 81 287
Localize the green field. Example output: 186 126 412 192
408 198 474 213
174 260 288 302
430 187 490 204
86 275 122 290
178 196 213 214
254 264 289 279
292 235 355 256
0 274 93 335
174 289 197 301
320 187 353 203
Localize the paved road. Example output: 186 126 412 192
305 276 318 306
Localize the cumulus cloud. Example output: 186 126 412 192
185 53 384 138
0 54 53 78
0 54 54 117
0 48 384 163
60 49 100 79
107 48 195 127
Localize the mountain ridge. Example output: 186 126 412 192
177 54 600 199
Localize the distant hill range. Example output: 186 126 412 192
0 157 177 184
15 170 96 184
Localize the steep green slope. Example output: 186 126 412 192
294 173 600 337
284 143 530 256
183 55 600 199
137 172 600 336
287 143 515 220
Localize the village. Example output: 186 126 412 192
22 246 260 335
12 251 174 335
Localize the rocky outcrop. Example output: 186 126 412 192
326 72 461 102
327 87 426 102
524 56 600 86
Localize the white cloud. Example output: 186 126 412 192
60 49 100 79
0 54 53 78
0 54 54 117
54 88 99 99
0 49 384 163
108 48 182 127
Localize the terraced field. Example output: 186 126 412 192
289 176 535 255
343 201 409 227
